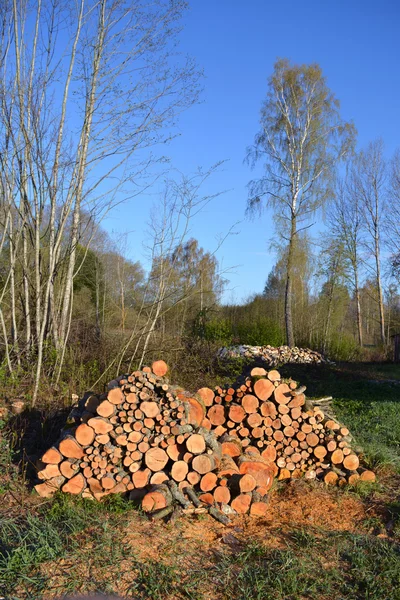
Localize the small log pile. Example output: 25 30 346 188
35 361 374 520
217 344 330 366
197 366 375 487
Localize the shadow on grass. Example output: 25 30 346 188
3 406 71 486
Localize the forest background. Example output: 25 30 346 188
0 0 399 404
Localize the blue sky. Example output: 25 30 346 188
104 0 400 303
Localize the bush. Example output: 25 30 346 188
233 318 284 347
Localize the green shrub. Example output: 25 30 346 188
234 318 284 347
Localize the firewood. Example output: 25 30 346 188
200 472 218 492
151 360 169 377
231 493 251 514
343 454 359 471
197 387 215 406
62 473 86 494
186 433 206 455
75 423 95 447
253 378 274 401
142 484 172 512
59 436 85 459
359 469 376 482
213 485 231 504
171 460 189 482
144 447 169 471
192 453 218 474
274 383 291 405
41 447 63 464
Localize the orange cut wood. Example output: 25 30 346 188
306 433 319 447
287 394 305 408
197 388 215 407
200 472 218 492
185 396 206 426
187 471 201 486
132 468 151 488
348 473 360 485
107 387 124 405
186 434 206 455
59 436 85 459
198 493 214 506
213 486 231 504
314 445 327 459
170 460 188 482
239 473 257 493
250 367 267 377
144 447 169 472
41 447 62 464
274 383 291 405
35 476 65 497
150 472 169 485
343 454 360 471
267 370 281 382
75 423 95 447
218 455 240 477
87 417 114 434
142 491 168 512
37 463 61 480
242 394 259 414
238 457 274 490
250 502 269 517
220 437 242 457
151 360 169 377
253 378 274 401
59 460 78 479
207 404 225 426
228 404 245 423
96 400 115 418
360 470 376 482
260 401 277 418
331 449 344 464
324 471 339 485
261 445 277 463
192 454 217 474
166 444 182 462
62 473 85 495
231 493 251 514
140 401 160 418
247 413 263 428
278 468 291 480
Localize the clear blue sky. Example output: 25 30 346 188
104 0 400 303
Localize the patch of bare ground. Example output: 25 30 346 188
34 479 376 600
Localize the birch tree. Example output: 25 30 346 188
0 0 200 402
353 140 387 345
328 174 364 346
246 58 355 346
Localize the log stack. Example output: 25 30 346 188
217 344 331 366
196 366 375 487
35 361 374 520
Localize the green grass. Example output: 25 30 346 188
280 362 400 471
2 496 399 600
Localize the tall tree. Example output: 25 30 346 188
246 58 355 346
0 0 200 402
354 140 387 345
328 173 364 346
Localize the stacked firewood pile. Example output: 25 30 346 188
35 361 374 521
217 345 330 366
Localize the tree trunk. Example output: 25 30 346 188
354 269 363 347
285 216 296 347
